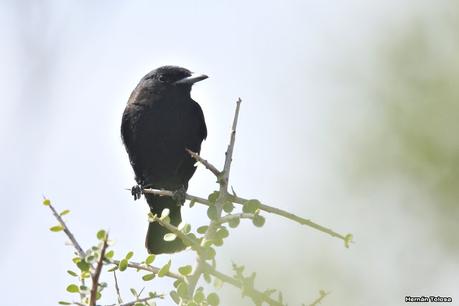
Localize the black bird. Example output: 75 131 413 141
121 66 207 254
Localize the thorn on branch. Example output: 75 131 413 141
308 290 330 306
186 148 222 178
43 197 86 257
89 234 108 306
113 271 123 304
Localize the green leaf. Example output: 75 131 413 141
72 257 80 264
252 215 266 227
201 247 216 260
142 273 155 281
147 212 156 222
163 233 177 241
105 250 114 259
58 301 71 305
107 265 118 272
214 278 224 289
203 240 213 248
194 290 205 303
145 254 155 265
49 225 64 232
76 260 90 272
208 191 219 204
207 206 218 220
173 279 181 288
158 260 171 277
207 292 220 306
216 227 229 239
149 291 158 298
197 225 208 234
203 273 212 283
228 217 240 228
81 271 91 279
178 222 191 234
130 288 138 297
223 201 234 213
243 199 261 213
177 281 188 298
96 230 106 240
66 270 78 277
344 233 353 248
66 284 79 293
178 265 192 276
42 198 51 206
170 290 180 304
125 251 134 260
160 208 170 219
213 237 223 247
119 259 128 272
59 209 70 216
79 285 88 291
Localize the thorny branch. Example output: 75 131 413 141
47 202 86 258
89 235 108 306
45 200 172 306
185 98 242 298
186 148 222 178
142 188 350 243
47 97 350 306
113 271 123 304
201 262 283 306
144 97 350 304
108 259 183 280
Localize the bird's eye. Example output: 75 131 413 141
158 75 167 82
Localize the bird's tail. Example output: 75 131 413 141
145 194 186 254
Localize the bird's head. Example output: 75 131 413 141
140 66 208 94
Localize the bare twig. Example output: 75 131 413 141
221 97 242 187
186 148 222 178
90 235 108 306
47 202 86 257
113 271 123 304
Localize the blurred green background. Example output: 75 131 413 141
1 1 457 305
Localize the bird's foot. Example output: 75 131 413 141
172 185 187 206
131 185 143 200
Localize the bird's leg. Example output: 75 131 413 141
172 185 187 206
131 185 143 200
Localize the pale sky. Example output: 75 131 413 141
1 1 457 305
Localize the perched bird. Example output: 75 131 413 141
121 66 207 254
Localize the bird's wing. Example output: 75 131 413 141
192 100 207 140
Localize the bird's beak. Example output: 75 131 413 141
174 73 208 85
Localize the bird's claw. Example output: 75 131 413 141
172 185 187 206
131 185 143 200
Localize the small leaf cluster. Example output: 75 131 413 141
170 284 220 306
59 229 110 305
